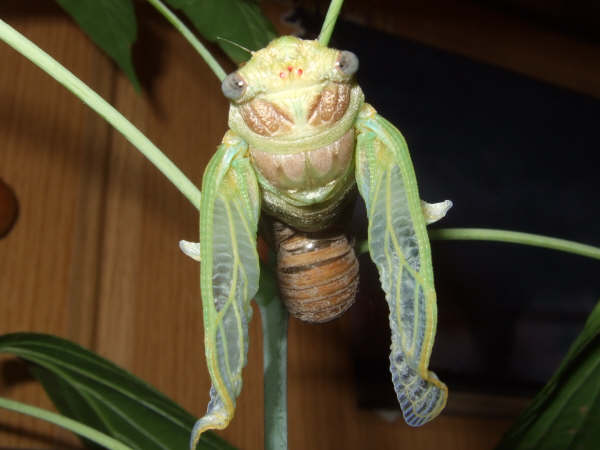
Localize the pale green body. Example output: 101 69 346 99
189 37 450 449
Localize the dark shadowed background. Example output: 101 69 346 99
289 4 600 411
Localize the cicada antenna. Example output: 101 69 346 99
216 37 255 56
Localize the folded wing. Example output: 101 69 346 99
191 132 261 448
355 105 447 426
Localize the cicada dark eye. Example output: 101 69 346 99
221 72 246 101
336 51 359 76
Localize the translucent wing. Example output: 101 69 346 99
191 132 260 448
355 104 448 426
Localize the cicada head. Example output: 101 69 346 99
222 36 364 148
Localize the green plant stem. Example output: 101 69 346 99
318 0 344 46
430 228 600 260
0 19 201 210
255 265 288 450
357 228 600 260
0 396 132 450
146 0 226 82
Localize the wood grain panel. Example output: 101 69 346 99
0 1 114 447
5 1 600 449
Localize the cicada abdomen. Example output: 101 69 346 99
273 220 359 323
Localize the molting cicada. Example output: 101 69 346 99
180 36 452 447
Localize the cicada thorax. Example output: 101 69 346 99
272 220 359 323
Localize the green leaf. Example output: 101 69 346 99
164 0 277 63
496 301 600 450
55 0 141 90
0 333 235 450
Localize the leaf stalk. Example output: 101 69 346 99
0 396 133 450
0 18 201 210
429 228 600 260
357 228 600 261
255 265 289 450
318 0 345 46
146 0 227 81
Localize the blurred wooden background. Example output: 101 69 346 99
1 0 598 448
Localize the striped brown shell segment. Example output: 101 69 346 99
273 221 359 323
240 99 293 136
308 83 350 127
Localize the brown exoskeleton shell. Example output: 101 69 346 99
273 221 359 323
